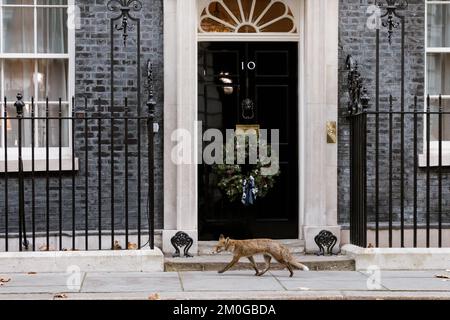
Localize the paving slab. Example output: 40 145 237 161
179 271 284 292
0 272 84 294
359 270 446 278
0 293 57 300
271 271 376 291
341 291 450 300
81 272 182 293
379 277 450 291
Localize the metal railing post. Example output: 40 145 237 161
15 93 28 250
146 61 156 250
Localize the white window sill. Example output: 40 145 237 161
419 153 450 167
0 159 79 173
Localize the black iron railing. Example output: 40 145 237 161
349 95 450 248
0 92 155 252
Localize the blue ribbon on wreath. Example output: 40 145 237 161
241 176 257 206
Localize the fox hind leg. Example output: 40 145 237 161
273 256 294 277
286 263 294 277
247 256 260 276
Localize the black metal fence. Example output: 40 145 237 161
349 95 450 248
0 93 155 252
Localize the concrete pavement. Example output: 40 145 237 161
0 270 449 300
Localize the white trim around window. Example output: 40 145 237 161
423 0 450 164
0 0 76 172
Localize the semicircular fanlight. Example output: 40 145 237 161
199 0 297 33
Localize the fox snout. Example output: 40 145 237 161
212 246 223 254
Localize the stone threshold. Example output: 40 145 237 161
164 254 355 272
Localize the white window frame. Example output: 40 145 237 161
0 0 76 171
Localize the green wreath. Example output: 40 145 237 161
212 137 280 204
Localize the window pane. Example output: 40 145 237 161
428 4 450 47
4 103 33 148
37 7 68 53
3 59 34 101
3 0 33 4
37 0 68 5
430 98 450 141
2 7 34 53
427 53 450 95
37 59 68 101
37 104 69 147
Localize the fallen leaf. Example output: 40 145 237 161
0 277 11 286
127 242 138 250
434 274 450 279
148 293 160 300
54 293 68 299
113 241 122 250
39 244 55 251
27 272 37 275
368 243 374 248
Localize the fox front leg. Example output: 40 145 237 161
218 256 240 274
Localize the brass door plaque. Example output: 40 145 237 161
327 121 337 144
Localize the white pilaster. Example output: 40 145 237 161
302 0 340 253
163 0 198 254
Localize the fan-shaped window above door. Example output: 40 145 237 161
199 0 298 33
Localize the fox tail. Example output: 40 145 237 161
289 259 310 271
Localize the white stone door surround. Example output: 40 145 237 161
162 0 339 254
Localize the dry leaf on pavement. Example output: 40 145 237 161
39 244 55 251
113 240 122 250
0 277 11 286
54 293 68 299
27 272 37 275
148 293 160 300
127 242 138 250
434 274 450 279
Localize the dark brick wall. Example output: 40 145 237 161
339 0 450 227
0 0 164 238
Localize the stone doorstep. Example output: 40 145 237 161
0 248 165 273
197 239 306 256
164 254 355 272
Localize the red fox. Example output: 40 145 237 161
213 235 309 277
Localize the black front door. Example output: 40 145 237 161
198 42 298 240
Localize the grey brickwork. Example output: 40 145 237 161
2 0 447 246
339 0 450 227
0 0 164 241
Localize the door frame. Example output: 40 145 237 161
196 0 305 239
197 41 301 240
162 0 339 253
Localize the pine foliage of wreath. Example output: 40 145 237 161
213 138 280 203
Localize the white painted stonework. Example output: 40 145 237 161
163 0 339 254
0 248 164 273
342 244 450 271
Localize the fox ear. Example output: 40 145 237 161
219 234 225 240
